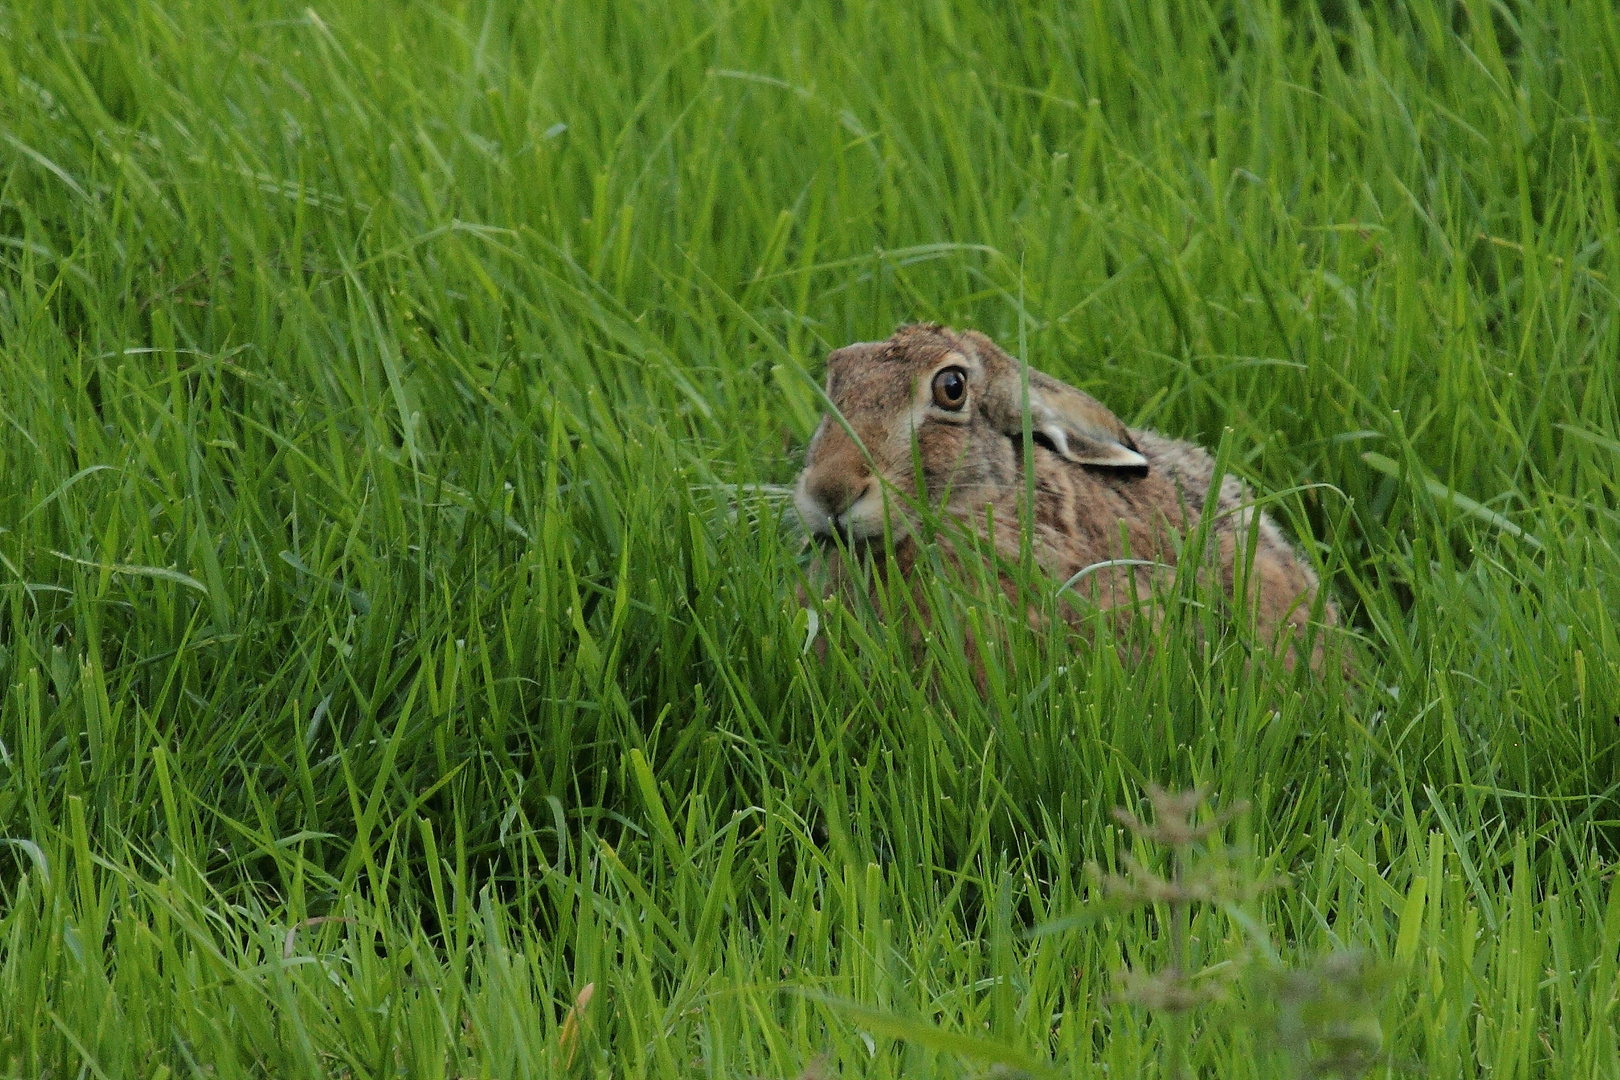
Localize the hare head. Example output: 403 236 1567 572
793 323 1147 546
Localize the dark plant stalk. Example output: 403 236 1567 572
1166 839 1188 1080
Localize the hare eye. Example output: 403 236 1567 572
931 367 967 410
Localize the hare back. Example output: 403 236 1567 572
952 427 1330 649
1127 429 1318 598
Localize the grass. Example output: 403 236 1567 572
1 0 1618 1074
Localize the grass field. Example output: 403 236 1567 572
3 0 1619 1075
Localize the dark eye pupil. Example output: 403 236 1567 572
934 368 966 407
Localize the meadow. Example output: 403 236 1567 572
2 0 1618 1075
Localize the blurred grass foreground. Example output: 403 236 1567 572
2 0 1619 1076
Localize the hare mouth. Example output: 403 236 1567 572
794 472 910 547
808 507 911 549
832 494 909 545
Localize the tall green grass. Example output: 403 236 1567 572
1 0 1617 1074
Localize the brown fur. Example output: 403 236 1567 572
794 324 1339 673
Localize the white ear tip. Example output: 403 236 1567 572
1040 422 1148 469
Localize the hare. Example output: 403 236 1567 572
793 324 1339 672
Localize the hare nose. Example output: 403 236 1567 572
808 472 869 519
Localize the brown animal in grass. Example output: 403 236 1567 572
793 324 1339 673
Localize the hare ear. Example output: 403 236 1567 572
1019 370 1149 470
960 331 1148 470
